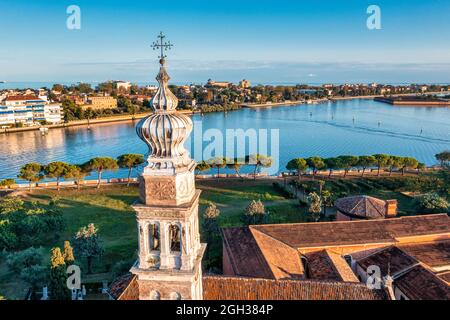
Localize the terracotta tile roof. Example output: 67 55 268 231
108 273 138 300
356 246 418 277
303 250 359 282
5 95 42 101
335 195 387 219
221 227 273 279
250 228 304 279
326 250 360 282
394 264 450 300
304 250 342 281
250 214 450 249
437 271 450 284
399 241 450 268
202 275 388 300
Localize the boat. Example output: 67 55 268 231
39 127 49 135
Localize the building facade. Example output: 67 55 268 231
0 95 62 126
85 96 118 110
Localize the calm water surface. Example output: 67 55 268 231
0 99 449 180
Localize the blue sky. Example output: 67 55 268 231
1 0 450 84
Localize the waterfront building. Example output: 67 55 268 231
85 96 118 110
0 105 15 126
0 95 62 126
43 104 63 123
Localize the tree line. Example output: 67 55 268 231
11 154 145 191
195 154 273 180
285 154 428 180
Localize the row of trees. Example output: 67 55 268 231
10 151 449 191
17 154 144 191
286 154 424 180
196 154 273 180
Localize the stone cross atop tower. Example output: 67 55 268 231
131 33 205 300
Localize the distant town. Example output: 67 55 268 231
1 80 450 131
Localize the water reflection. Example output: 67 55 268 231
0 99 449 180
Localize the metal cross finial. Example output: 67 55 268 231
151 31 173 61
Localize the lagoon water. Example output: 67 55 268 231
0 99 449 180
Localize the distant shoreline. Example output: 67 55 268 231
241 100 305 108
0 109 198 134
0 113 151 134
374 96 450 106
2 91 449 134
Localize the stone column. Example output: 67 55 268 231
159 221 170 269
181 223 192 271
138 221 146 268
142 222 150 268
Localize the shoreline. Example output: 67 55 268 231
241 100 305 108
374 96 450 106
0 109 197 134
2 91 449 134
1 168 441 191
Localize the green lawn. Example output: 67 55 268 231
197 180 308 227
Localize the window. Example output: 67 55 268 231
149 223 160 251
169 224 181 252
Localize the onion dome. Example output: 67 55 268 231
136 112 192 162
136 34 193 170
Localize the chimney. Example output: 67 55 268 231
385 199 398 218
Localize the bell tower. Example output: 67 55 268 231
130 32 205 300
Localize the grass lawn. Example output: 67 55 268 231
0 174 440 299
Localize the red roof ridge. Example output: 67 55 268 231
324 249 359 282
249 225 294 248
203 274 370 286
202 274 389 300
5 95 42 101
251 213 449 229
250 227 305 279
